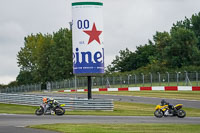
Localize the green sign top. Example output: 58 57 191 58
72 2 103 6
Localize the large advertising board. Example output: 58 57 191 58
72 1 104 76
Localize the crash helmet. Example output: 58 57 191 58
161 99 167 106
49 97 54 101
43 97 47 103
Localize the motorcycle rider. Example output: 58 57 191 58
161 99 174 114
43 97 59 114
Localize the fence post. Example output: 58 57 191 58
176 72 178 86
141 73 144 87
77 78 79 88
166 72 169 86
134 74 137 86
176 72 181 86
196 71 199 86
74 76 77 91
149 72 152 86
119 76 122 88
184 71 188 86
128 75 130 87
113 76 115 87
157 72 161 86
101 76 104 88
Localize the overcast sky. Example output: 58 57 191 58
0 0 200 84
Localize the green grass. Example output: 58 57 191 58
84 91 200 101
1 102 200 117
0 103 37 114
67 101 154 116
29 123 200 133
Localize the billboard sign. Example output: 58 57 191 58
72 2 104 76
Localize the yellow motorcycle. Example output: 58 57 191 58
154 104 186 118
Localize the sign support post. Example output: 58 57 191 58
88 76 92 99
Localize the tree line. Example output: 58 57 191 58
107 12 200 75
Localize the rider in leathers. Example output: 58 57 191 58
161 99 174 114
43 97 59 114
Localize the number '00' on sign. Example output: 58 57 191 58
77 20 89 29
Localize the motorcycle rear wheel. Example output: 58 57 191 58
35 107 44 116
154 110 163 118
55 107 65 116
177 109 186 118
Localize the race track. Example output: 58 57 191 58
1 114 200 126
36 93 200 108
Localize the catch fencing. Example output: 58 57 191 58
0 93 113 111
48 71 200 90
0 72 200 93
0 84 41 93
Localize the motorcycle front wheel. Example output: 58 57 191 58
35 107 44 116
177 109 186 118
154 110 163 118
55 107 65 116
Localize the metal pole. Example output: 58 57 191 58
75 76 77 90
141 73 144 87
184 71 188 86
166 72 169 86
69 22 72 31
88 76 92 99
113 76 115 87
176 72 180 86
134 74 137 86
128 75 130 87
157 72 160 86
102 76 104 88
149 72 152 86
120 76 122 88
196 71 198 86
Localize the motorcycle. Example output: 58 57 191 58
154 104 186 118
35 103 65 116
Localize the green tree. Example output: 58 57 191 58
107 42 157 73
49 28 73 81
172 13 200 49
17 28 73 84
190 13 200 49
164 27 199 68
16 70 34 85
134 42 156 69
153 31 171 63
107 48 133 72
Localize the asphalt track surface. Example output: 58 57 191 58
1 93 200 133
1 114 200 133
37 93 200 108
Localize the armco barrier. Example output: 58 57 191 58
0 93 113 111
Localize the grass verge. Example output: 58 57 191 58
1 102 200 117
0 103 38 114
90 91 200 101
29 123 200 133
